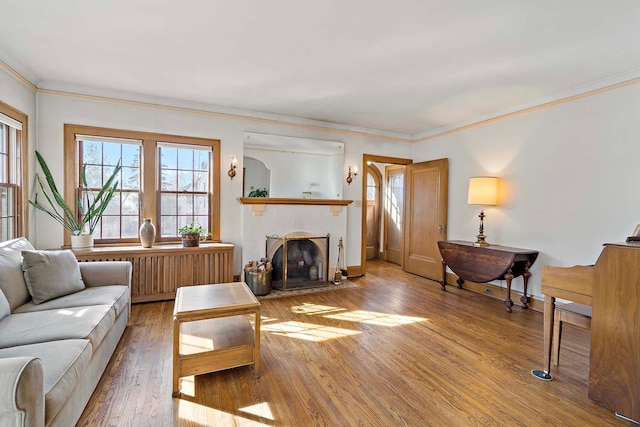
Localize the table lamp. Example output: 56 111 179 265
467 177 498 246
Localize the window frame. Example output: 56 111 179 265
0 100 27 241
63 124 220 247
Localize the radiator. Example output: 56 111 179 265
73 243 234 303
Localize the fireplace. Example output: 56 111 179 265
266 233 330 291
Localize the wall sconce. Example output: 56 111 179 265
228 155 237 179
467 176 498 246
346 166 358 185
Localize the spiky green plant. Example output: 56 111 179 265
29 150 121 235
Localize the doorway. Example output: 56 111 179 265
360 155 448 281
360 155 412 276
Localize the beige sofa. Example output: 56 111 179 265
0 237 131 427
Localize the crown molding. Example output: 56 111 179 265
36 81 413 143
0 57 37 92
412 69 640 142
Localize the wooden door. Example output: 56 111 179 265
365 166 382 259
384 165 405 265
403 159 448 280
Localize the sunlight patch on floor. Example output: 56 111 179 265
239 402 275 421
290 302 346 315
178 376 195 397
325 310 428 326
180 334 214 354
263 321 360 341
178 399 271 426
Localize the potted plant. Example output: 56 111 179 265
178 220 209 247
29 150 121 250
247 187 268 197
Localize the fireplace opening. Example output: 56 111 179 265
266 234 329 291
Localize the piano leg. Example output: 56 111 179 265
504 269 514 313
531 294 555 381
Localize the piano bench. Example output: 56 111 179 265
552 303 592 366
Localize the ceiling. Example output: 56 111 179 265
1 0 639 139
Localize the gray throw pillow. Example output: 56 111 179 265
0 290 10 319
0 247 33 310
21 250 86 304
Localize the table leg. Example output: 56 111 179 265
531 295 555 380
253 308 261 378
440 259 447 290
504 269 514 312
172 317 180 397
520 264 531 309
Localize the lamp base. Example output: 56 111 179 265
474 234 489 247
531 369 553 381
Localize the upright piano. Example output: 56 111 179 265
537 242 640 423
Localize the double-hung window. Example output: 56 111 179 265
0 103 26 241
64 125 220 246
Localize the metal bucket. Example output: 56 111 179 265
245 268 272 296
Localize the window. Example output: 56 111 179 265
64 125 220 246
367 173 376 202
0 102 27 241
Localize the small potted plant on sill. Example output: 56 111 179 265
29 150 121 250
178 220 209 247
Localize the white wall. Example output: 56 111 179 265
412 83 640 299
33 90 412 273
0 67 37 238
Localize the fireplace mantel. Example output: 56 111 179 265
238 198 353 206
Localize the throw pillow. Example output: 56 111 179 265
0 290 10 320
0 242 34 310
21 250 86 304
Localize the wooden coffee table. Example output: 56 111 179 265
172 282 261 397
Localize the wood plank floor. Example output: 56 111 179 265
77 260 627 426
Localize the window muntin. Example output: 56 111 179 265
64 125 220 246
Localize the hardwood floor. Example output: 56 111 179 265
77 260 626 426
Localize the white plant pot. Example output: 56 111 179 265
71 234 94 250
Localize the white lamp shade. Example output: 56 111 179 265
467 177 498 206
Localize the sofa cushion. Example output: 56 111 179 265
0 304 115 350
0 339 92 425
21 250 86 304
13 285 129 318
0 237 34 311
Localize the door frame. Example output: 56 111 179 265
360 154 412 276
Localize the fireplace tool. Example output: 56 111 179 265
334 237 345 285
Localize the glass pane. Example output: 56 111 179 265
103 193 121 215
194 215 208 233
0 124 6 153
121 216 139 238
161 193 177 215
177 194 193 215
1 218 7 240
177 149 193 170
0 155 6 182
194 151 209 171
121 144 140 168
367 173 375 186
194 194 208 215
161 216 177 237
121 166 139 190
178 216 195 230
193 172 208 192
101 216 121 239
178 171 193 192
103 166 116 186
161 147 177 169
367 186 375 201
1 187 7 215
121 192 139 215
161 170 177 191
84 165 102 188
82 141 102 165
103 142 121 166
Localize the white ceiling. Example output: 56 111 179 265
1 0 639 139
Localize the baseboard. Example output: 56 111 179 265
347 265 362 277
444 272 543 312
